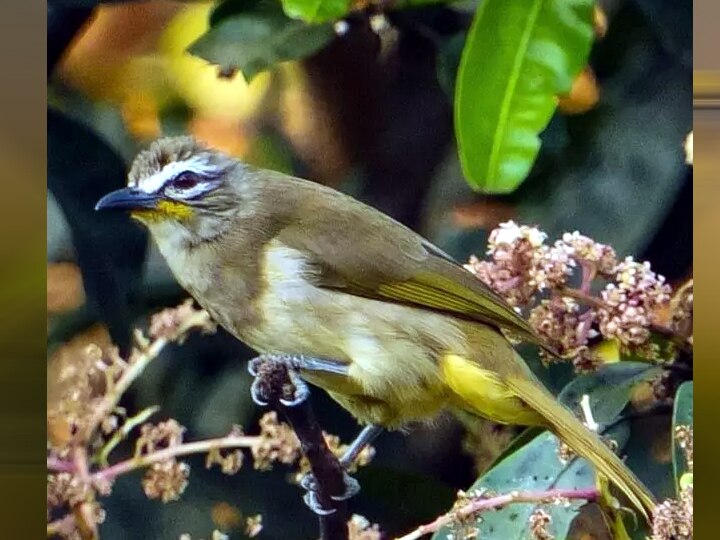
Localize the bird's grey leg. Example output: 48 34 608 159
247 354 383 515
339 424 383 469
301 423 384 515
247 354 349 406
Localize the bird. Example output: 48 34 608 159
96 136 656 522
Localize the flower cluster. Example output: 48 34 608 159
528 508 554 540
466 221 690 370
598 257 671 346
465 222 574 306
652 426 693 540
143 460 190 503
347 514 382 540
251 411 302 471
47 300 376 539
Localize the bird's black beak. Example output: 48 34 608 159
95 188 158 211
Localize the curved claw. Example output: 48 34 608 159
330 472 361 501
250 378 269 406
247 356 265 377
279 371 310 407
300 472 318 492
303 491 336 516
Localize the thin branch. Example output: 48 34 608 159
76 309 210 445
96 406 160 466
252 358 350 540
96 435 260 481
47 456 76 473
555 287 606 310
394 488 599 540
48 434 261 481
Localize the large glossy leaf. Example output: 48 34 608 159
671 381 693 492
431 431 597 540
279 0 351 23
514 3 692 258
454 0 594 193
558 362 663 425
189 0 334 81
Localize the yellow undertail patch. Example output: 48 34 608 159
440 354 542 426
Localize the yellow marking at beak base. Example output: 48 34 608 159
131 200 194 223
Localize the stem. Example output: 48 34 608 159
94 435 260 482
48 434 261 480
96 406 160 466
556 287 606 309
48 456 76 473
394 488 599 540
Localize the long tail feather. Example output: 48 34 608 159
506 376 656 523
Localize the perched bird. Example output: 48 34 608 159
96 136 656 521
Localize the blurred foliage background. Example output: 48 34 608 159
47 0 691 538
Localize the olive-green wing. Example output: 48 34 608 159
273 188 545 348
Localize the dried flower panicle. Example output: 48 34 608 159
136 419 186 455
206 428 245 476
142 459 190 502
556 441 576 465
650 425 693 540
48 344 128 452
244 514 263 538
148 299 215 342
529 508 554 540
652 484 693 540
48 472 90 509
47 302 227 538
251 412 302 470
347 514 382 540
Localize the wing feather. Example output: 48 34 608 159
266 174 548 349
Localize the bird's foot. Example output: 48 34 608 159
300 471 361 515
248 354 310 407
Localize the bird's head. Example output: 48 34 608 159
96 136 245 245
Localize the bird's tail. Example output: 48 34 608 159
506 375 657 523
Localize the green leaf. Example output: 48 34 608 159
454 0 594 193
432 431 597 540
671 381 693 492
558 362 663 425
189 1 334 81
279 0 351 23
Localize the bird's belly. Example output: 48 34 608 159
239 283 468 425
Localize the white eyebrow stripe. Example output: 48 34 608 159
134 157 218 193
168 181 214 199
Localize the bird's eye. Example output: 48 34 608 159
170 173 199 191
